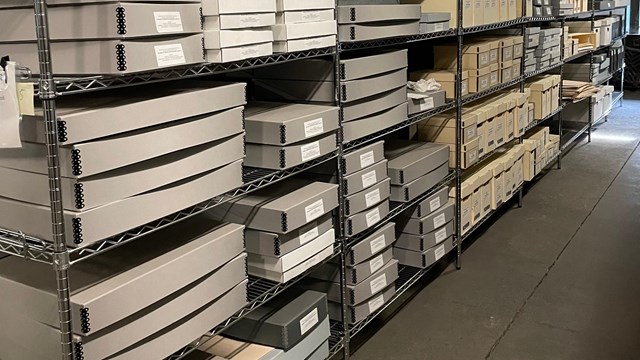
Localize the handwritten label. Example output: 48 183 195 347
154 44 186 67
301 141 321 161
240 15 261 25
365 188 381 208
370 273 387 294
366 207 381 227
435 228 448 243
154 12 183 33
304 118 324 138
429 197 441 212
360 151 375 168
299 308 319 335
435 245 446 261
369 254 385 273
369 235 386 254
361 170 377 188
304 199 324 222
433 213 446 228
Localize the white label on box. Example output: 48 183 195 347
480 54 489 65
360 151 375 168
434 23 444 32
299 308 319 335
369 254 385 273
365 188 381 208
419 97 435 111
491 52 498 62
481 78 489 89
475 0 483 8
240 45 262 56
154 44 186 67
433 213 446 228
464 0 472 9
370 273 387 294
305 199 325 222
299 222 319 245
466 127 475 139
491 73 498 83
361 170 377 188
430 197 441 212
461 81 468 94
240 15 262 25
304 118 324 138
505 48 513 57
366 208 381 227
368 294 385 313
154 12 183 33
435 228 448 244
301 141 321 162
370 235 386 254
302 11 322 21
435 245 446 261
469 151 477 162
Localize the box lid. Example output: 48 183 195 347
420 12 451 22
487 159 505 174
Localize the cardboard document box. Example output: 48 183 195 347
420 12 451 33
434 42 491 70
345 178 392 216
341 68 408 103
0 160 243 247
211 179 338 234
204 12 277 30
340 141 385 176
342 87 408 123
342 103 409 143
272 20 336 40
344 200 391 237
249 244 334 283
245 213 334 257
0 3 202 41
277 0 335 11
277 9 335 24
274 34 336 52
202 0 277 16
206 42 274 63
0 219 244 335
21 81 246 146
395 220 455 252
468 65 492 93
329 284 395 324
340 50 408 81
224 290 327 349
337 4 421 23
0 133 245 211
244 132 337 170
390 162 449 203
0 34 205 75
248 228 335 275
407 90 447 115
397 201 455 235
342 160 389 196
410 69 469 99
346 222 396 265
307 246 393 285
418 111 478 144
245 103 339 145
204 29 274 49
338 22 420 42
394 236 454 268
385 140 450 185
408 186 449 218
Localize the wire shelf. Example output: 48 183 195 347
564 50 593 63
462 77 524 105
524 103 566 132
461 18 527 35
329 320 345 358
342 102 456 152
345 172 456 248
167 246 342 360
31 47 336 96
462 185 524 242
611 91 624 107
0 152 339 265
526 16 558 22
561 122 590 151
524 61 563 79
463 139 519 175
339 29 457 51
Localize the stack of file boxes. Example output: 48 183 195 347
273 0 337 52
524 27 540 73
0 81 246 247
337 4 420 42
209 179 339 283
418 112 480 170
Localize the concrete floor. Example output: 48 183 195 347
351 93 640 360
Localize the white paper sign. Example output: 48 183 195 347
300 141 321 161
419 97 435 111
0 62 22 148
429 197 441 212
299 308 319 335
360 151 375 168
369 235 386 254
369 273 387 293
435 228 448 244
154 12 183 33
154 44 186 67
299 222 319 245
434 23 444 31
366 208 381 227
368 294 385 313
304 118 324 138
369 254 385 273
305 199 324 222
433 213 446 228
365 188 381 208
361 170 377 188
435 245 446 261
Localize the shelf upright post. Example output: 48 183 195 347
455 0 463 270
558 16 565 169
32 1 74 359
587 3 595 143
517 3 527 209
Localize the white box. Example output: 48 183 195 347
206 42 273 63
204 13 276 29
204 29 274 49
272 21 337 40
276 9 334 24
202 0 277 16
274 35 336 52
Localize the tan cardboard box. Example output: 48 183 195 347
512 36 524 58
470 167 493 220
500 60 513 83
511 58 522 78
469 65 493 93
486 0 499 24
494 112 506 147
448 137 480 169
410 69 469 99
487 39 500 65
401 0 469 28
505 107 516 141
498 38 515 62
449 181 474 234
418 112 478 144
499 0 509 21
474 0 485 26
467 176 483 225
522 139 537 181
508 0 517 19
434 43 491 70
485 117 497 153
490 63 500 86
488 160 505 209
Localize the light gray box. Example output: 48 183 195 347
309 246 394 285
346 222 396 265
20 81 246 146
201 0 277 16
540 38 561 50
0 3 202 42
420 12 451 22
525 34 540 48
209 179 339 234
398 201 455 235
342 103 409 143
540 28 562 36
272 20 337 41
390 161 449 203
0 219 244 335
533 5 543 16
341 68 408 103
245 214 334 257
543 5 553 16
339 22 420 42
205 12 277 30
420 21 450 34
337 4 421 23
0 0 200 6
342 160 389 196
0 34 205 75
344 199 390 237
245 131 337 170
254 79 334 103
525 27 541 35
224 290 328 349
341 140 386 175
274 34 337 53
408 186 449 218
0 160 243 247
328 284 395 324
407 89 446 115
342 86 407 123
307 340 330 360
276 0 335 11
276 9 335 24
345 178 391 216
525 64 537 73
273 316 331 360
248 244 335 283
385 140 450 186
340 49 408 81
395 220 455 252
194 337 282 360
533 0 543 5
0 133 244 211
525 57 537 67
394 236 454 268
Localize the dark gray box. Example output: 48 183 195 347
328 284 395 324
345 178 391 216
341 141 386 176
408 186 449 218
346 222 396 265
345 199 390 237
395 220 455 252
342 160 389 196
397 201 455 235
340 49 408 81
244 131 338 170
394 236 455 269
342 103 409 143
342 86 408 123
385 140 450 185
309 246 394 285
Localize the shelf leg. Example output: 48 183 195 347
517 188 523 208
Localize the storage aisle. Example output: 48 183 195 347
350 95 640 360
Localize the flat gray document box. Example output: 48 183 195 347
407 186 449 218
346 222 396 265
344 199 390 237
395 220 455 252
394 236 455 269
345 178 391 216
337 4 421 23
309 246 394 285
340 50 408 81
390 162 449 203
329 284 396 324
397 201 455 235
385 140 450 185
340 140 386 175
245 132 338 170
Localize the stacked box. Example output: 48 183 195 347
552 0 574 16
0 2 205 74
0 216 249 360
273 0 337 52
410 70 470 99
532 0 543 17
202 0 276 63
408 90 447 115
524 27 540 73
536 28 562 69
525 75 561 120
417 112 479 169
419 12 451 34
208 179 339 283
0 81 246 247
394 189 452 248
523 126 557 179
338 4 420 42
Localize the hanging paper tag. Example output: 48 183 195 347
0 61 22 148
17 82 34 116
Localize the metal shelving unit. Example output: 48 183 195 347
462 76 524 105
339 29 457 52
461 184 525 242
